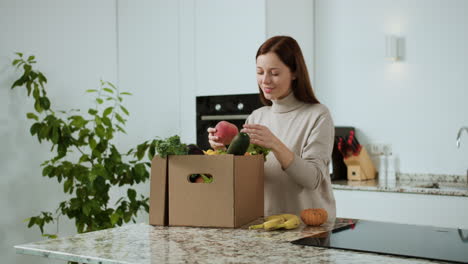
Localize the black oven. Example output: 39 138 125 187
196 93 263 151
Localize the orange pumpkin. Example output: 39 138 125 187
300 208 328 226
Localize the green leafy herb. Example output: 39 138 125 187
247 144 271 161
153 135 188 158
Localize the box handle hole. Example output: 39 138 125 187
188 174 213 183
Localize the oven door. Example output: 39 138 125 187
197 115 250 150
196 94 262 150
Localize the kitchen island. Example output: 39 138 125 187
15 218 444 264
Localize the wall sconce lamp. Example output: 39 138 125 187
385 35 400 61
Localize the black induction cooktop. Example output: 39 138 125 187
291 220 468 263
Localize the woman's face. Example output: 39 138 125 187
256 52 295 101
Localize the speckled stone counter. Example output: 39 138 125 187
15 219 450 264
332 173 468 197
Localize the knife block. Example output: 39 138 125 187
343 147 376 181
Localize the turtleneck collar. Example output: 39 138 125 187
271 91 305 113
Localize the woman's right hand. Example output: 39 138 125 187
207 127 226 150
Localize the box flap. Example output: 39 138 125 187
234 155 264 227
149 156 168 226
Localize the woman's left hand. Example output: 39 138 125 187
241 124 279 151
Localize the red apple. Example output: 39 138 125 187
214 121 239 145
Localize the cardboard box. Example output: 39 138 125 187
149 154 264 228
343 147 376 181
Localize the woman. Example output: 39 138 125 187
208 36 336 224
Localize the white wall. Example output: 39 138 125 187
315 0 468 175
0 1 117 263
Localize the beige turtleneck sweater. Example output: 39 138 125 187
246 92 336 224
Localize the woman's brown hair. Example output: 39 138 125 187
256 36 320 106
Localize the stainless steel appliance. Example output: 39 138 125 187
196 93 263 150
292 220 468 263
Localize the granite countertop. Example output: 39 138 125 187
332 173 468 197
15 218 443 264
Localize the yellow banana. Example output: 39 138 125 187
275 215 301 230
264 214 301 230
249 217 284 231
203 149 217 155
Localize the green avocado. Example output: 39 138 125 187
226 132 250 155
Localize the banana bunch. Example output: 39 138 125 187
203 149 227 155
249 214 301 231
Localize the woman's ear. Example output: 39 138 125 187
292 73 297 80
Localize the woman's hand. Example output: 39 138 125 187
241 124 280 150
241 124 294 169
207 127 226 150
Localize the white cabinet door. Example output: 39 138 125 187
334 189 468 229
194 0 266 96
118 0 181 142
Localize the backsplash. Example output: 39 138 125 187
397 173 467 184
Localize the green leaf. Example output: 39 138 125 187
27 55 35 61
39 97 51 110
39 124 50 140
134 163 147 180
42 165 54 176
103 107 113 117
96 98 104 104
30 122 41 136
120 92 132 95
86 89 98 93
102 116 111 127
95 116 102 125
52 126 60 144
23 64 32 73
89 136 97 150
120 105 129 116
136 143 149 160
38 72 47 87
89 170 97 183
12 59 21 66
116 125 126 134
34 100 43 113
88 109 98 115
110 212 120 226
83 202 91 216
107 82 117 90
127 189 136 202
11 76 25 89
42 234 57 239
115 113 125 124
15 52 23 57
26 112 39 121
64 178 73 193
79 154 90 163
27 217 36 228
103 88 113 94
95 125 105 138
69 115 86 128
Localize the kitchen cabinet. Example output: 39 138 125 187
334 189 468 229
118 0 182 142
192 0 265 96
